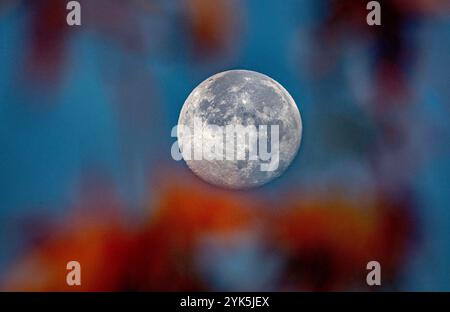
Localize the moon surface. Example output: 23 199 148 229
178 70 302 189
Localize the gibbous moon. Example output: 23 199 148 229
177 70 302 189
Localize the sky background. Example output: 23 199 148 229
0 0 449 291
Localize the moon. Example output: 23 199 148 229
177 70 302 189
